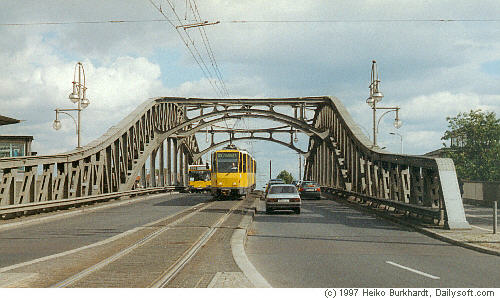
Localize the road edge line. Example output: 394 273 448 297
0 192 180 232
0 201 205 275
230 197 271 288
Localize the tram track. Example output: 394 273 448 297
150 200 242 288
49 199 243 288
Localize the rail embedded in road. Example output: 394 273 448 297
0 195 255 288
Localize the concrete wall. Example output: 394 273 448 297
462 181 500 202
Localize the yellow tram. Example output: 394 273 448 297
210 144 256 199
188 164 211 192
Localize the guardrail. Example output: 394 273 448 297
322 187 443 224
0 186 185 219
304 97 470 229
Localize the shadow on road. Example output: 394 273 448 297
255 200 412 232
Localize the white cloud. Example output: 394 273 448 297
1 1 500 168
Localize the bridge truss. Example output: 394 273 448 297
0 96 469 229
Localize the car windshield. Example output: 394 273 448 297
269 185 298 194
268 180 284 185
301 181 318 187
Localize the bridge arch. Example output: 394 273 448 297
192 136 308 161
0 96 469 229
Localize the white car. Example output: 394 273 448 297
265 184 301 214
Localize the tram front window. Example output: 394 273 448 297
216 152 239 173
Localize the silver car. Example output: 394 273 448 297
265 184 301 214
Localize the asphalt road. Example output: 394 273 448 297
0 192 211 269
245 199 500 287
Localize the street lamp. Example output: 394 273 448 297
366 60 402 148
53 62 90 149
389 132 403 154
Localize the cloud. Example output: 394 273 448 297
1 1 500 169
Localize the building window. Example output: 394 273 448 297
0 142 25 158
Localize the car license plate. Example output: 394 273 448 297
278 199 289 202
306 189 315 191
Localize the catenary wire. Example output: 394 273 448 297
148 0 223 97
161 0 226 97
3 18 500 26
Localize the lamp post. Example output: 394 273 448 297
366 60 402 148
53 62 90 149
389 132 403 154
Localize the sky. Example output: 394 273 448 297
1 1 500 187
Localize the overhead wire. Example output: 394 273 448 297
159 0 226 98
148 0 224 97
3 18 500 26
188 0 229 96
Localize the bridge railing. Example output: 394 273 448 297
304 96 469 229
0 99 198 219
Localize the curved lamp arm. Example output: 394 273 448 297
54 109 78 134
376 107 401 133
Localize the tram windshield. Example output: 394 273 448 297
189 170 210 181
216 152 239 173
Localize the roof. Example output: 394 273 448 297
0 115 21 126
0 135 34 141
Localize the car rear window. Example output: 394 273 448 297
301 182 319 187
269 185 298 194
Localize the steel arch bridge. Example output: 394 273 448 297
0 96 469 229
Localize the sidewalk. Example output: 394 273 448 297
418 203 500 256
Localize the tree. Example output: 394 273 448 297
277 170 294 184
441 109 500 181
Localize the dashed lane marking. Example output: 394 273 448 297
386 261 440 280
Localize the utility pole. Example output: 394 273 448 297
269 160 272 180
298 154 302 181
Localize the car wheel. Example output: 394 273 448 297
266 208 273 214
294 208 301 214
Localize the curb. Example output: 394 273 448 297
323 193 500 257
231 196 271 288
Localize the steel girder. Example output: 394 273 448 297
0 95 469 230
163 107 329 140
193 136 307 161
0 100 200 213
304 97 469 229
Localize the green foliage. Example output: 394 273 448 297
277 170 294 184
441 109 500 181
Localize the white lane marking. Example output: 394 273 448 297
386 261 440 280
0 202 204 274
0 192 181 232
470 224 493 232
53 202 210 288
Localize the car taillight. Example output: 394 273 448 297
298 188 304 192
290 198 300 202
267 198 277 202
317 188 321 191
